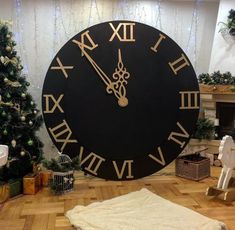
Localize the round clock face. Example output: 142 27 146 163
42 21 200 180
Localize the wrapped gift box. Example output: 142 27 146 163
23 173 41 195
40 170 52 187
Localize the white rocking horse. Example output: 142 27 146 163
217 135 235 189
0 145 8 167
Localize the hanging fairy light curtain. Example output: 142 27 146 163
2 0 218 155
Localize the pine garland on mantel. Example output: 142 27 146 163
198 71 235 85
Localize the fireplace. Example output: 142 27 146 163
216 102 235 139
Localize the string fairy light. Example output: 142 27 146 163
185 0 199 73
6 0 213 155
58 1 71 40
154 0 163 31
52 0 60 55
15 0 29 75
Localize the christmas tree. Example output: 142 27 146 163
0 20 43 182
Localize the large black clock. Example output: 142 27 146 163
42 21 200 180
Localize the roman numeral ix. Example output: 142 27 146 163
43 94 64 113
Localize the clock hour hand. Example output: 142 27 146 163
75 41 128 107
111 49 130 106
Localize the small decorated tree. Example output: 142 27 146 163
0 20 43 182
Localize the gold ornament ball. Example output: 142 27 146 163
20 151 25 156
33 110 37 114
4 77 9 83
6 34 11 39
6 46 11 52
20 116 26 121
30 101 34 106
29 120 33 126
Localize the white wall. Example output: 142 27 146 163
0 0 219 157
209 0 235 74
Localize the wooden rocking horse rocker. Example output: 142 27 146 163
0 145 9 205
206 135 235 201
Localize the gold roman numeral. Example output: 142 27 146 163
48 120 77 151
112 160 134 179
148 147 166 166
179 91 200 110
72 30 98 56
150 34 166 53
168 122 189 148
109 22 135 42
168 54 190 75
79 147 105 175
43 94 64 113
50 57 74 78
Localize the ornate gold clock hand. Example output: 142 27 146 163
75 41 129 107
111 49 130 107
74 41 113 88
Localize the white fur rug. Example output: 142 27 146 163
66 188 227 230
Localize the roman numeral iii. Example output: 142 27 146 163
109 22 135 42
179 91 200 109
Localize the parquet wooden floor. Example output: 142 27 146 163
0 163 235 230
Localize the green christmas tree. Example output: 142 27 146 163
0 20 43 182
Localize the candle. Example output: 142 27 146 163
214 118 219 126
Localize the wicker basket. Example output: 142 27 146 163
175 155 210 181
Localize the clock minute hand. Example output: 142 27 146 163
75 42 128 107
75 41 113 88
